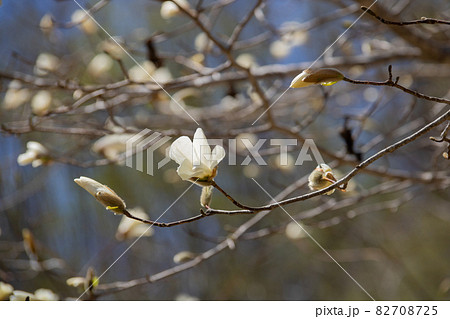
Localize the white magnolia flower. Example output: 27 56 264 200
290 68 344 88
169 128 225 186
115 207 154 241
308 163 338 195
74 176 126 214
17 141 49 167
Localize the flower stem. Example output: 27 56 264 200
211 181 264 211
122 209 205 227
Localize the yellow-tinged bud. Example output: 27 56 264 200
74 176 126 214
308 163 342 195
290 68 344 88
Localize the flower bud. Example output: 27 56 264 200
87 53 114 78
290 68 344 88
71 9 98 35
173 251 196 264
34 53 59 76
200 185 213 208
74 176 126 214
31 90 52 116
160 0 189 19
308 163 340 195
39 14 54 36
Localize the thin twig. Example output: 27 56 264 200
361 6 450 26
343 65 450 105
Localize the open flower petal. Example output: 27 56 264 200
169 136 194 166
168 128 225 184
210 145 226 168
192 127 211 167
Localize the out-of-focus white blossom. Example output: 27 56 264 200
281 29 309 46
34 53 60 76
74 176 126 214
2 80 31 110
17 141 49 167
34 288 59 301
173 251 196 264
269 40 291 59
31 90 52 116
194 32 212 52
169 128 225 186
236 53 258 69
10 290 35 301
115 207 154 241
71 9 98 35
285 221 307 240
100 39 125 60
66 277 86 288
0 282 13 301
92 133 135 161
160 0 190 19
151 67 173 84
39 14 54 36
9 288 58 301
87 53 114 78
128 61 156 82
175 293 199 301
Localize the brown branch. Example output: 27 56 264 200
205 108 450 215
343 65 450 105
361 6 450 26
227 0 264 49
122 209 206 227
